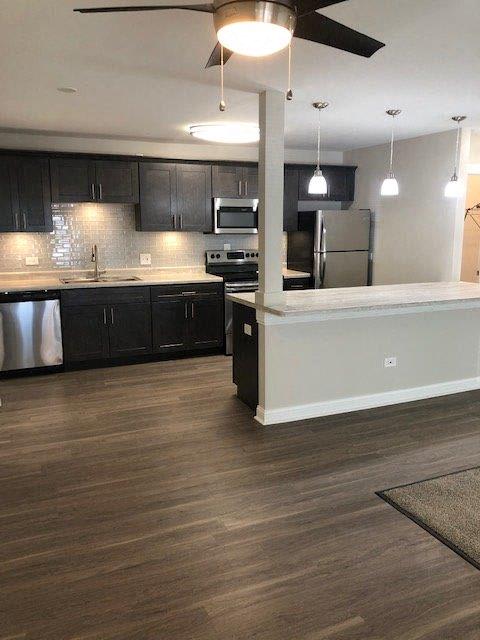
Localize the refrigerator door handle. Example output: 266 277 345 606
320 253 327 286
313 252 322 288
314 211 324 252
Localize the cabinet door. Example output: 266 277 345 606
50 158 96 203
283 168 299 231
95 161 139 203
0 157 20 232
212 165 244 198
17 158 52 231
152 299 188 353
176 164 212 232
62 305 110 362
188 296 224 349
136 162 176 231
108 303 152 358
243 166 258 198
322 166 348 201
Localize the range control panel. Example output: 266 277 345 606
206 250 259 265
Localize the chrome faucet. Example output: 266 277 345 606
91 244 100 280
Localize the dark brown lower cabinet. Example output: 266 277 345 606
61 287 152 364
108 303 152 357
189 296 224 349
151 283 224 354
152 299 189 353
62 305 110 362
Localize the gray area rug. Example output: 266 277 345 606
377 466 480 570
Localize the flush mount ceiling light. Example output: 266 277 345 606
189 123 260 144
308 101 329 195
380 109 401 197
445 115 467 198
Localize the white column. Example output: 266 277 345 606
255 89 285 306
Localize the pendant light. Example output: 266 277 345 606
381 109 401 197
308 101 329 195
444 115 467 198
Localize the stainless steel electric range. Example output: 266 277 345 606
205 250 259 355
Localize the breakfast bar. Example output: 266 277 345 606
229 282 480 425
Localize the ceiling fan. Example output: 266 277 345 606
74 0 385 68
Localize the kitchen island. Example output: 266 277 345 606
229 282 480 425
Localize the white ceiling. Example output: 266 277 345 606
0 0 479 151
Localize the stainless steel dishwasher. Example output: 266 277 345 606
0 290 63 373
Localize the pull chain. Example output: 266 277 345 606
219 45 226 112
286 42 293 101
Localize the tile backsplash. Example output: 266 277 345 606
0 203 265 273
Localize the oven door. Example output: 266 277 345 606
213 198 258 234
224 280 259 355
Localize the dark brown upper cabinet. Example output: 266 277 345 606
0 156 20 232
212 164 258 198
283 168 299 232
50 158 139 204
136 162 211 232
176 164 212 231
0 156 52 232
298 165 356 202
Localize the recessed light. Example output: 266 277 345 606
57 87 78 94
189 123 259 144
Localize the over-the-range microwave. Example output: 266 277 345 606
213 197 258 234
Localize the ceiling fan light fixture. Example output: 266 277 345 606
214 0 295 57
189 122 260 144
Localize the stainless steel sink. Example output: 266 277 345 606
60 275 142 284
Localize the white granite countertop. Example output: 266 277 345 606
0 268 223 293
228 282 480 319
0 267 310 293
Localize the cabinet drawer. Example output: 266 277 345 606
151 282 222 301
61 286 150 307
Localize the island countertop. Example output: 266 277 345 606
228 282 480 320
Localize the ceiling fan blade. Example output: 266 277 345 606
295 0 347 18
294 13 385 58
74 4 214 13
205 42 234 68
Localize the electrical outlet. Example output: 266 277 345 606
384 357 397 368
25 256 39 266
223 243 231 250
244 323 252 336
140 253 152 266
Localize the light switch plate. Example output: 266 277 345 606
140 253 152 266
25 256 39 266
244 323 252 336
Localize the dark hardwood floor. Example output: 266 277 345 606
2 355 480 639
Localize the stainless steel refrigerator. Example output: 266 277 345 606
287 209 373 288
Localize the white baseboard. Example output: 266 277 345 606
255 376 480 426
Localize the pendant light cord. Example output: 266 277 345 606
389 116 395 174
453 120 461 178
316 107 321 171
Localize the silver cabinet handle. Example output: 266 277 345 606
238 180 242 197
110 307 114 325
91 183 96 200
191 301 194 318
22 212 27 230
181 291 197 296
103 308 107 325
184 301 188 319
171 213 176 229
179 214 183 230
290 284 305 289
98 183 103 200
244 180 248 196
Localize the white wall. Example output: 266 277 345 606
0 129 344 164
345 130 470 285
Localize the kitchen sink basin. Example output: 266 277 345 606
60 275 142 284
